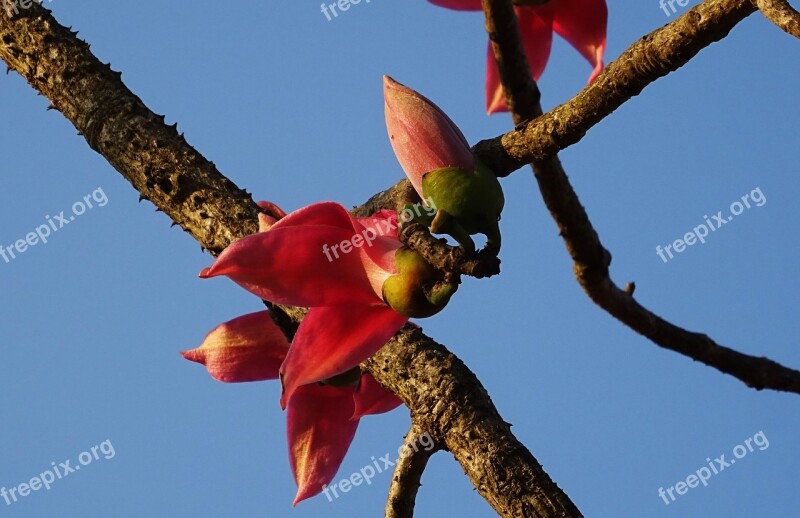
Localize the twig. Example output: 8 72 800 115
384 424 438 518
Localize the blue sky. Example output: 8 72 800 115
0 1 798 517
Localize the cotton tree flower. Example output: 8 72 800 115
199 200 457 407
384 75 504 252
181 311 402 505
428 0 608 113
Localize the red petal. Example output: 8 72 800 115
280 304 408 408
485 9 553 114
549 0 608 83
384 76 474 197
200 225 382 307
352 374 403 420
427 0 482 9
269 201 354 231
181 311 288 382
485 44 507 114
288 383 359 505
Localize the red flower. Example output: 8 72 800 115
429 0 608 113
200 201 409 407
181 311 402 505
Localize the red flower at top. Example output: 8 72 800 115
429 0 608 114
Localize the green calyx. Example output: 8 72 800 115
383 247 458 318
421 160 504 254
321 366 362 387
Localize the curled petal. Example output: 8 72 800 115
256 201 287 232
288 383 359 505
384 75 474 197
352 374 403 420
181 311 288 383
280 304 409 408
550 0 608 83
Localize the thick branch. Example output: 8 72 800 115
367 327 582 518
472 0 758 176
756 0 800 38
483 0 800 395
0 5 573 516
385 424 438 518
0 8 260 254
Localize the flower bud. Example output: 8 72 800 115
382 247 458 318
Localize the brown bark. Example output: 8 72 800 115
756 0 800 38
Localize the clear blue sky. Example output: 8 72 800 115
1 1 797 516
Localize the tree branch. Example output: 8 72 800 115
756 0 800 38
385 424 438 518
472 0 759 176
367 327 583 518
482 0 800 395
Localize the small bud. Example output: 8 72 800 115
382 247 458 318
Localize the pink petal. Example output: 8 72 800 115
486 8 554 114
256 201 287 232
384 76 474 197
519 7 555 81
269 201 355 232
200 224 382 307
288 383 360 505
280 304 408 408
180 311 288 383
485 44 507 115
549 0 608 83
352 373 403 420
354 210 402 297
427 0 482 10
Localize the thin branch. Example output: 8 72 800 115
352 180 501 278
472 0 759 176
482 0 800 395
756 0 800 38
385 423 438 518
